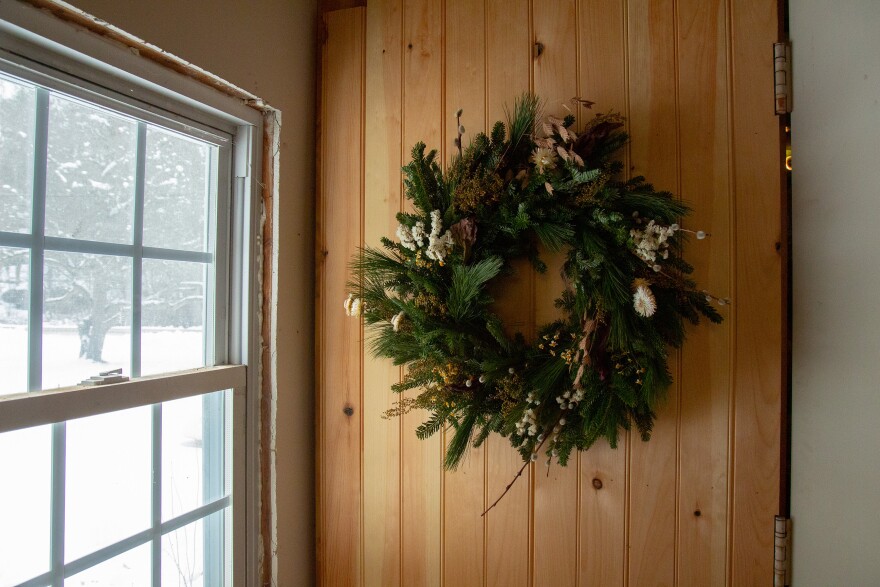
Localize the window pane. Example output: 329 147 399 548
42 252 131 389
65 406 151 562
0 425 51 586
142 259 207 376
0 246 29 396
64 542 150 587
0 75 35 234
45 93 137 244
143 127 212 252
161 509 228 587
162 390 229 522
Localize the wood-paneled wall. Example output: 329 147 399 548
317 2 785 585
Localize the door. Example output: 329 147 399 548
317 1 786 585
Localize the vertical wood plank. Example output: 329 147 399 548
675 0 733 585
625 0 680 585
442 1 487 585
730 0 783 583
531 2 579 586
318 8 366 586
363 1 403 585
485 1 533 585
576 1 628 584
402 0 444 584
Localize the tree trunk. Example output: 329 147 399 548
85 320 110 362
83 274 111 362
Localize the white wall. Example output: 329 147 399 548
790 2 880 585
62 0 318 584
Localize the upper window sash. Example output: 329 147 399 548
0 50 233 148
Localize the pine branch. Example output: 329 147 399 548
445 410 479 469
447 256 503 320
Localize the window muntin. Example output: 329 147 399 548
0 36 248 585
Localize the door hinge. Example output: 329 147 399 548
774 515 792 586
774 42 792 114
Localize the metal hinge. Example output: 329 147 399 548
774 515 792 586
774 42 793 114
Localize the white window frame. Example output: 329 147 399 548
0 3 263 585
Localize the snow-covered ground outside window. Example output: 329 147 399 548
0 326 224 587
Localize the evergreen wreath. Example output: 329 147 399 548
345 95 725 510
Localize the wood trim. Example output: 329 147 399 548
259 110 279 587
729 0 786 582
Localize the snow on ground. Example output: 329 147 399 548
0 326 222 586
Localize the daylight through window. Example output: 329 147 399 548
0 25 257 585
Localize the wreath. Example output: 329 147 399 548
346 95 724 508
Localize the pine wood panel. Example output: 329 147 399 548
625 0 681 584
484 2 533 585
363 0 403 584
317 2 784 585
317 8 365 586
675 0 733 585
576 1 629 584
531 2 580 587
401 1 444 585
441 1 486 585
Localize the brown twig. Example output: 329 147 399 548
572 315 596 389
482 434 548 517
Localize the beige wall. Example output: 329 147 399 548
62 0 318 584
790 1 880 584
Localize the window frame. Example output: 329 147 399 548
0 4 264 585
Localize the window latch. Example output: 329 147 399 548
79 368 130 386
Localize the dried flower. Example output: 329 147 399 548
450 217 478 261
452 173 503 213
630 218 678 266
397 223 417 251
425 210 454 262
411 221 426 247
531 147 557 174
633 282 657 317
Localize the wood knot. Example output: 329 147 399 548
694 509 702 517
533 41 545 59
343 405 354 417
592 477 603 490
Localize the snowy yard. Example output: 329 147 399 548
0 326 221 586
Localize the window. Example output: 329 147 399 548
0 8 261 587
